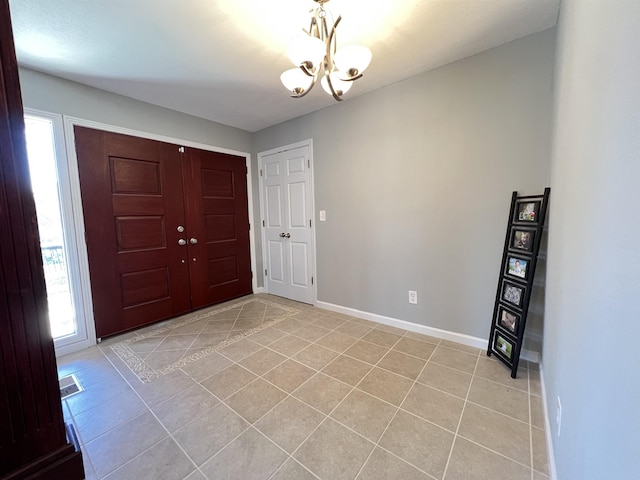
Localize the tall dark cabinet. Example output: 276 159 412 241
0 0 84 477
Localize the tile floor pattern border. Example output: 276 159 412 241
60 294 549 480
110 298 300 382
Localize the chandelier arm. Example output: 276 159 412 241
326 15 342 70
291 75 317 98
344 73 364 81
325 75 343 101
299 64 315 77
323 15 343 101
310 16 319 39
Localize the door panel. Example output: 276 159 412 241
289 181 307 227
266 185 283 227
263 152 288 298
185 148 252 308
268 240 287 291
115 216 165 250
75 127 190 338
262 146 314 304
290 242 309 287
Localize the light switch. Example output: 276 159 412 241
319 210 326 221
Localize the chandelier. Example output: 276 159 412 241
280 0 372 101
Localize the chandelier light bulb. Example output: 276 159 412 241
321 72 353 97
333 45 372 79
287 35 326 72
280 68 314 96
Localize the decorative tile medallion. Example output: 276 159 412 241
111 298 300 382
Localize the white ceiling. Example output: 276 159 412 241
9 0 560 133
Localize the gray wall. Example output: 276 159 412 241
254 30 555 345
543 1 640 479
19 68 252 153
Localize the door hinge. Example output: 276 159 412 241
309 219 312 228
308 159 310 168
265 269 268 276
260 169 263 177
262 220 265 227
178 146 185 153
311 276 314 285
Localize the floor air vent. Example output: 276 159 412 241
59 374 83 399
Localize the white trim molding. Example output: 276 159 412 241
540 365 558 480
316 300 540 363
24 108 96 356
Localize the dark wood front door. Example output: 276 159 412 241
184 149 253 308
75 127 252 338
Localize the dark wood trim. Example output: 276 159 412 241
0 0 84 477
2 444 84 480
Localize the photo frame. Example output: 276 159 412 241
513 199 541 224
504 254 530 281
500 280 526 309
493 332 516 362
496 305 520 336
509 227 536 253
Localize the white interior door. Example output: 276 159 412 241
261 144 315 304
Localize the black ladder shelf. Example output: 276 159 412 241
487 188 550 378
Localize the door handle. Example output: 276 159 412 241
285 233 291 238
189 237 198 245
279 232 286 238
178 239 187 246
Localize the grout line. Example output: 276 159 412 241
352 334 439 480
96 347 209 479
257 330 403 478
441 349 481 480
529 364 535 480
462 399 531 426
453 433 537 471
266 456 321 480
203 321 518 446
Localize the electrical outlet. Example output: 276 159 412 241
556 396 562 437
408 290 418 304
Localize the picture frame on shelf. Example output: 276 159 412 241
493 332 516 363
505 254 530 281
496 304 520 336
501 280 526 309
509 227 536 253
513 199 541 224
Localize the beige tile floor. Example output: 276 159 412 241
58 294 549 480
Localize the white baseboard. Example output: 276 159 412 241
254 287 265 294
539 365 558 480
315 300 539 363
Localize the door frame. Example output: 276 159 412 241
59 115 258 351
258 139 317 305
24 108 95 357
